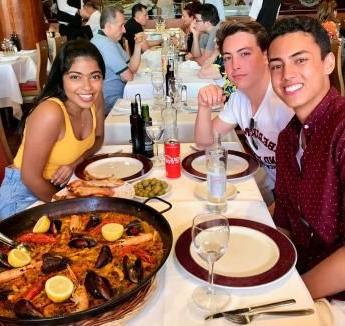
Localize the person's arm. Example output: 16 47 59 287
302 247 345 299
194 84 235 148
57 0 79 15
21 101 66 202
190 21 202 58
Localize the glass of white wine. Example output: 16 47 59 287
145 121 165 166
191 213 230 311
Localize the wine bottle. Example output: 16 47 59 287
130 101 144 154
10 33 21 51
141 104 154 158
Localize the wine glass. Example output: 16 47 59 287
151 71 164 110
191 213 230 311
145 121 165 166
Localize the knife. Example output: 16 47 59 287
205 298 296 320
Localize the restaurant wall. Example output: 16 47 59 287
0 0 46 49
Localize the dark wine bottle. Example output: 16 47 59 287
130 101 144 154
141 104 154 158
10 33 21 51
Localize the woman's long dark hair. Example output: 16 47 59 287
34 38 105 105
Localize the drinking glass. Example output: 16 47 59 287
145 121 165 166
192 213 230 311
168 78 183 109
151 71 164 110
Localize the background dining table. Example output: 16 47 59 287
0 50 37 119
87 142 321 326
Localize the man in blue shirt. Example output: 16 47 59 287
91 6 144 114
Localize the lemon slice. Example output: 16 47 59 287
101 223 124 241
33 215 51 233
7 248 31 268
45 275 74 303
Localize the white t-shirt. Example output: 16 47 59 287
218 82 294 191
249 0 281 20
86 10 101 36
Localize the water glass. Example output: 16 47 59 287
145 121 165 166
151 71 164 110
192 213 230 311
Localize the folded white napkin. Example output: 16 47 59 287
179 60 200 70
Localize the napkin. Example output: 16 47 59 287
179 60 200 70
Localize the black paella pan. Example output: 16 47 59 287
0 197 173 325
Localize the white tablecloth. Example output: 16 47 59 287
0 51 37 118
104 98 236 145
95 143 320 326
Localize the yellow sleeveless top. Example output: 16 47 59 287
14 97 97 180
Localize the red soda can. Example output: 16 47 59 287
164 139 181 178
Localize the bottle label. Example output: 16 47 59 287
207 172 226 197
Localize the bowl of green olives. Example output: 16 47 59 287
133 178 171 199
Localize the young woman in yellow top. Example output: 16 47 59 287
0 39 105 219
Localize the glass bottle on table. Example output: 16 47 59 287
206 133 228 213
141 104 154 158
129 101 144 155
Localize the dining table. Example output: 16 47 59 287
0 50 38 119
78 142 320 326
123 49 222 100
104 98 237 145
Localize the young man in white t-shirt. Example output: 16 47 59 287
194 21 294 205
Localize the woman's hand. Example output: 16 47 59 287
50 164 75 187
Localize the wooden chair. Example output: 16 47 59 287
19 40 49 102
330 39 345 96
51 36 67 62
0 118 13 185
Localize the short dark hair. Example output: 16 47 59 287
270 16 331 59
100 5 124 29
183 1 202 18
35 39 105 105
132 3 147 18
200 4 219 26
217 21 269 54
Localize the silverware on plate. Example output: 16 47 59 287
223 308 314 324
205 298 296 320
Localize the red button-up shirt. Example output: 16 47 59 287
274 87 345 273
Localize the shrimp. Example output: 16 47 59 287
0 261 42 284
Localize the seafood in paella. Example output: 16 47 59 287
0 211 164 319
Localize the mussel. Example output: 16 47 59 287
14 299 43 319
125 220 142 236
84 270 115 300
85 214 101 230
123 255 143 283
0 253 11 269
95 245 113 269
49 219 62 234
68 236 97 248
41 253 70 274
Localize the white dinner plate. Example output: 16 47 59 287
75 153 153 182
175 218 297 289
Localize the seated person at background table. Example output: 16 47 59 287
91 6 144 114
80 0 101 37
124 3 161 56
249 0 281 33
181 1 203 53
0 39 105 219
317 0 339 40
194 21 294 206
269 16 345 302
190 3 220 65
57 0 92 40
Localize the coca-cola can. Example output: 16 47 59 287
164 139 181 178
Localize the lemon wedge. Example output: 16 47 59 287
45 275 74 303
33 215 51 233
7 248 31 268
101 223 124 241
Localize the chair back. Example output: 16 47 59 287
330 39 345 96
0 118 13 185
51 36 67 62
36 39 49 92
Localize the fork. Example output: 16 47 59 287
224 308 314 324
